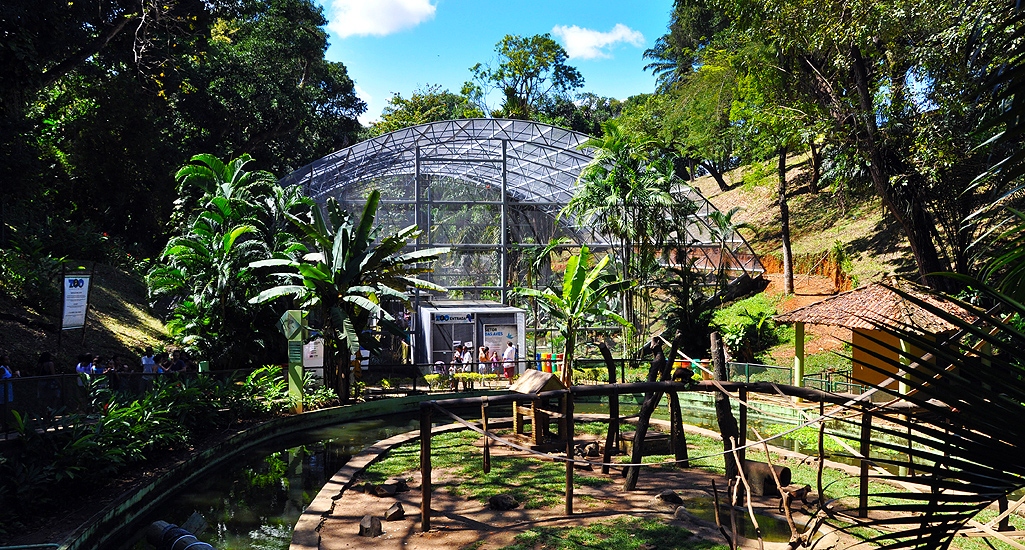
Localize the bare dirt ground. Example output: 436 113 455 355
761 273 852 364
311 433 849 550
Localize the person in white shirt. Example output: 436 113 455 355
141 346 157 389
502 341 516 379
461 346 474 373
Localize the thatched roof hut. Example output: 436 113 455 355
774 277 975 398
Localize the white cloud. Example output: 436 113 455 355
325 0 437 38
354 85 377 125
551 23 645 60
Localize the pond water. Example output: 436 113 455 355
117 416 420 550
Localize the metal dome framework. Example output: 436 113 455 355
280 119 764 302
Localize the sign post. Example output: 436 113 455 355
59 265 94 349
279 310 306 413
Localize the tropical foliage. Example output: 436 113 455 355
148 154 306 369
0 368 325 530
251 190 446 401
515 244 634 384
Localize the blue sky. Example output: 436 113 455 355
314 0 674 124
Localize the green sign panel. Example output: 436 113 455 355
279 310 303 339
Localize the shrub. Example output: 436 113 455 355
712 294 783 362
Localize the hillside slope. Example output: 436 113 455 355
690 154 918 286
0 264 168 374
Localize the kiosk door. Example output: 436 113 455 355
431 322 475 365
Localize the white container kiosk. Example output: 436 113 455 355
416 300 526 374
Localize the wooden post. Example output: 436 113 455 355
565 389 574 515
794 322 805 398
712 332 741 497
482 399 491 474
859 407 872 517
599 340 618 475
420 402 433 531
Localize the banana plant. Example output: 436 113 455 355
251 190 447 401
514 244 635 385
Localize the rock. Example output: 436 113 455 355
388 478 410 492
652 489 684 512
656 489 684 505
358 515 382 537
374 483 398 497
385 502 405 521
489 493 519 511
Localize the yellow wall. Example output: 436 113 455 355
851 329 929 392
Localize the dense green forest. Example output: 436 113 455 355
0 0 364 260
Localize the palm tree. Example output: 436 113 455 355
514 244 634 385
562 120 695 346
250 190 447 402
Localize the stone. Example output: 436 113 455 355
385 502 405 521
489 493 519 511
651 489 684 512
388 478 410 492
374 483 398 497
358 515 382 537
656 489 684 505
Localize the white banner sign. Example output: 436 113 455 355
62 275 91 330
303 338 325 368
484 325 517 356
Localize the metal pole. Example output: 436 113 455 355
501 140 508 304
859 407 872 517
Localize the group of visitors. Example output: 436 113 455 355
433 341 518 379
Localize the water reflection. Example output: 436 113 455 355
122 416 419 550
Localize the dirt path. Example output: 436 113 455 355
761 273 852 362
301 421 853 550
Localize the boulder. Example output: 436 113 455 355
388 478 410 492
489 493 519 511
652 489 684 512
385 502 405 521
358 515 382 537
374 483 398 497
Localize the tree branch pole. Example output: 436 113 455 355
598 339 618 474
712 332 742 499
623 343 670 490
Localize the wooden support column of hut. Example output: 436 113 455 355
510 370 568 450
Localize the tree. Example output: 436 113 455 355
148 154 277 369
467 33 584 119
1 0 365 257
643 0 732 91
251 191 446 401
535 93 623 137
367 84 483 137
564 120 697 343
514 245 634 385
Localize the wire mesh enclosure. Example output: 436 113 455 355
279 119 764 302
